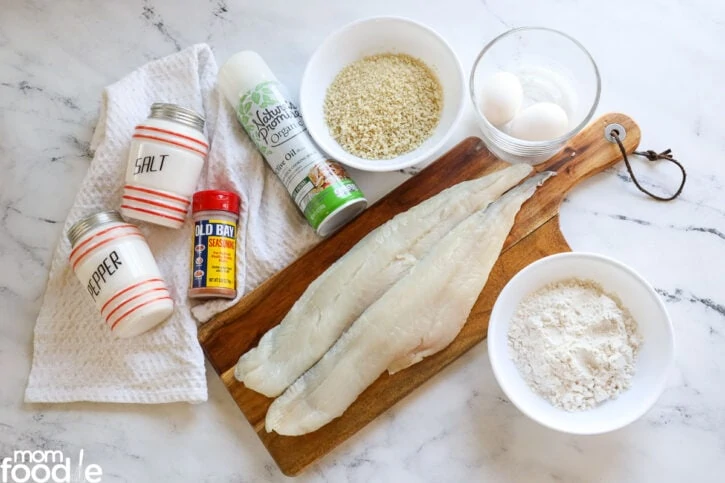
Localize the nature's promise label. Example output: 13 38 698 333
235 81 365 229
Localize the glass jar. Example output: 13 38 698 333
120 103 208 229
67 211 173 338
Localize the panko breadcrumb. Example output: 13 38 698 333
324 53 443 160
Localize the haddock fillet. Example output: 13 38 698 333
235 164 533 397
265 173 552 435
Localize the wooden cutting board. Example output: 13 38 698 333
198 113 641 476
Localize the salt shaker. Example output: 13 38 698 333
67 211 173 338
120 103 208 229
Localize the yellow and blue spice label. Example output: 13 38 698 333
191 219 236 290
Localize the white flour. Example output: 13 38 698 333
508 278 642 411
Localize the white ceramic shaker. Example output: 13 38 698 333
67 211 173 338
120 103 208 229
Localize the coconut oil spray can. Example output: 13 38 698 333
219 51 367 237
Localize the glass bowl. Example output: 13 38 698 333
470 27 601 164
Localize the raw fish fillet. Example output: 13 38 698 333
235 164 533 397
266 173 552 435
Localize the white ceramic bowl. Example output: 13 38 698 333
299 17 465 172
487 252 675 434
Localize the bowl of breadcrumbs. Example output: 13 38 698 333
300 17 465 172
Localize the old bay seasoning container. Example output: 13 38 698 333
188 190 240 300
67 211 173 338
218 51 367 237
121 103 208 229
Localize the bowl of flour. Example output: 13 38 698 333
487 252 675 434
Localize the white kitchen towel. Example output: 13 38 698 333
25 44 319 403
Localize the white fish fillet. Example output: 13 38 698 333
265 173 552 435
235 164 533 397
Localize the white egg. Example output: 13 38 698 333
479 72 523 127
509 102 569 141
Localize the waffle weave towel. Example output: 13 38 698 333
25 44 319 403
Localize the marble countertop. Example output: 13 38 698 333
1 0 724 481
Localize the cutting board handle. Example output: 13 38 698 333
537 112 641 198
505 113 641 245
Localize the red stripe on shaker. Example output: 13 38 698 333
124 185 190 205
69 224 136 260
100 278 165 314
135 125 209 149
132 134 207 157
120 205 186 224
105 287 169 323
111 296 173 330
122 195 188 214
71 232 144 270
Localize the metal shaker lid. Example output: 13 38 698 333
149 103 205 131
67 210 124 247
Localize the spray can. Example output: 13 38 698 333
219 51 367 237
